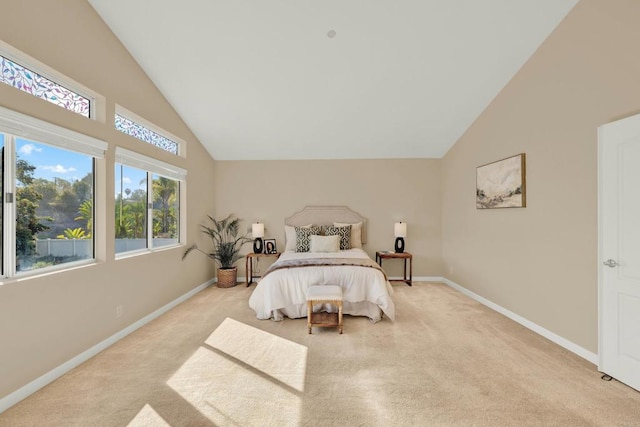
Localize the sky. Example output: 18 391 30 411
12 137 146 196
115 164 147 198
16 137 92 182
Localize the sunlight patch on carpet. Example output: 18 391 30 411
205 317 308 392
166 318 307 426
126 404 171 427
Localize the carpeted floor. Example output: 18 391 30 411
1 282 639 426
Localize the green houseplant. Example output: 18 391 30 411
182 214 251 288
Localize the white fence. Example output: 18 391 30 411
35 238 178 257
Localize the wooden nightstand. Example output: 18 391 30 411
245 252 281 286
375 251 412 286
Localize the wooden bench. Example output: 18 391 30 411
307 285 343 334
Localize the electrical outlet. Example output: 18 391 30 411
116 304 123 318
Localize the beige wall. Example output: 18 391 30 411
0 1 216 398
442 0 640 353
213 159 442 278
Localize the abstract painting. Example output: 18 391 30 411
476 153 526 209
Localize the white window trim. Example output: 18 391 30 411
0 40 104 121
115 148 185 258
0 105 107 158
115 147 186 180
3 135 16 277
115 105 186 157
0 109 104 278
11 258 96 283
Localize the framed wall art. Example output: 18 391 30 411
476 153 526 209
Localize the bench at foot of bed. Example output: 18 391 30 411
307 285 343 334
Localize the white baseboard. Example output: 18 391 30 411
0 279 214 414
439 277 598 365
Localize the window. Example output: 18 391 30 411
115 148 185 256
115 108 180 155
0 55 91 118
0 106 106 278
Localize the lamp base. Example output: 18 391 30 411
253 238 263 254
394 237 405 253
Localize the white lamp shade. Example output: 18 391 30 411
394 222 407 238
252 223 264 238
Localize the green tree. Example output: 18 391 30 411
124 201 146 239
57 227 87 239
115 192 125 238
56 189 80 219
72 172 93 203
129 189 146 201
16 159 51 256
152 176 177 237
31 178 57 205
75 199 93 238
116 188 146 239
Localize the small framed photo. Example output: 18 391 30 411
264 239 278 254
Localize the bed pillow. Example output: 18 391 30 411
285 224 312 251
323 225 351 250
295 226 322 252
334 221 363 249
310 235 340 253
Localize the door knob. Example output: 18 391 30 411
603 259 619 268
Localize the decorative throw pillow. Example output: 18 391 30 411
310 235 340 253
323 225 351 250
295 226 321 252
285 224 312 251
334 221 363 249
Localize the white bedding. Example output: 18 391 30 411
248 248 395 322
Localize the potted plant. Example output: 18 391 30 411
182 214 251 288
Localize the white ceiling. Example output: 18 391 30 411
89 0 578 160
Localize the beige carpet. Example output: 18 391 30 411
1 282 639 426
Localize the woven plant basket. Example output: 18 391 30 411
217 267 238 288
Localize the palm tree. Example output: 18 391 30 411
152 177 177 236
75 199 93 238
124 201 146 238
57 227 87 239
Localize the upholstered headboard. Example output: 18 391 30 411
284 205 367 244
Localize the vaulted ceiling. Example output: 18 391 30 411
89 0 578 160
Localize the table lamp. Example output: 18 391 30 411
394 222 407 253
252 222 264 253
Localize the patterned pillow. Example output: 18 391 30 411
324 225 351 250
295 226 321 252
334 221 362 248
285 224 312 251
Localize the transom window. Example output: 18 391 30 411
0 55 91 118
115 111 179 155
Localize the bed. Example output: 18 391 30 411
248 206 395 322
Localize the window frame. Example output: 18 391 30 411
0 105 106 279
0 40 102 121
115 105 185 157
114 147 185 259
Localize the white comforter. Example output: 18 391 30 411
248 249 395 322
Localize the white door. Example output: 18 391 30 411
599 113 640 392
